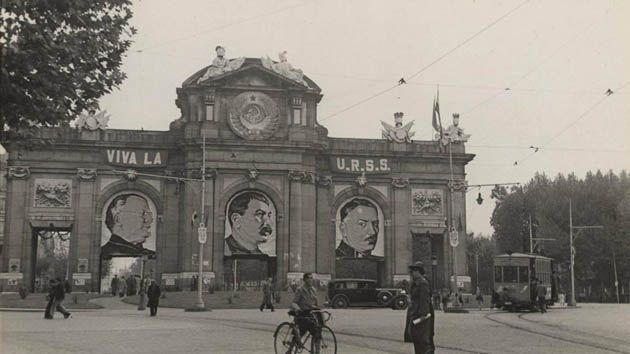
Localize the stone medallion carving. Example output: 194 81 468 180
34 179 72 208
228 92 280 140
8 166 30 179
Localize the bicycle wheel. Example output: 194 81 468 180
274 322 298 354
312 325 337 354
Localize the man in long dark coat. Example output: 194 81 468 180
259 277 275 312
147 280 161 317
44 279 57 319
404 261 435 354
110 275 119 296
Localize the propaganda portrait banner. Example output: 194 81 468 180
224 190 277 257
335 197 384 258
100 192 157 259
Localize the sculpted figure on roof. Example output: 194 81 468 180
197 45 245 83
261 51 308 86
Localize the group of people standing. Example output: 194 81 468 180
110 274 140 297
44 277 71 319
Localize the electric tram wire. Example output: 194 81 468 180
319 0 531 122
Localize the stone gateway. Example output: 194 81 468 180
1 50 474 293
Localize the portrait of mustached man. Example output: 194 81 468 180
225 191 274 255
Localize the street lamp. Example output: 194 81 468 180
568 199 603 307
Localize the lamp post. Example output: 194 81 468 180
568 199 603 307
195 136 208 310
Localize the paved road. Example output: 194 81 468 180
2 301 629 353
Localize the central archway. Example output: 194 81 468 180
223 189 277 291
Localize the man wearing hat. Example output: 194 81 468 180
404 261 435 354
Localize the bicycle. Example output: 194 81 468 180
273 309 337 354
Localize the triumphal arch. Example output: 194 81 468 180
1 48 474 293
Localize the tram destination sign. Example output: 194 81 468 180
331 156 392 174
105 149 168 168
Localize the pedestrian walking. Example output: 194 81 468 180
259 277 275 312
441 288 450 312
404 261 435 354
475 287 484 310
44 279 56 319
110 274 119 296
491 288 500 309
52 277 71 319
147 280 161 316
536 279 547 313
119 276 127 298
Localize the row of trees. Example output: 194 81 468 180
483 170 630 301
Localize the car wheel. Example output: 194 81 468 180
377 291 393 305
393 296 409 310
332 296 348 309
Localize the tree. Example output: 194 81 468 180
0 0 135 140
490 170 630 301
466 232 496 293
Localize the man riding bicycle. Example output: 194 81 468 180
291 272 323 354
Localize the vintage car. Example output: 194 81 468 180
325 279 409 310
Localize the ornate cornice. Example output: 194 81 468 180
448 180 468 192
356 172 368 187
317 175 333 187
288 170 307 183
391 177 409 188
76 168 97 181
7 166 30 179
164 169 184 183
246 168 259 182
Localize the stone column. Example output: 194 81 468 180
3 167 30 289
392 177 411 284
288 171 304 274
75 168 97 291
301 173 316 273
315 175 333 276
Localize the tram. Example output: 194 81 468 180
493 252 557 311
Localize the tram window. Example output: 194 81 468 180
494 266 502 282
518 266 529 283
503 266 518 283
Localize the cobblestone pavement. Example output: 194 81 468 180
1 303 629 353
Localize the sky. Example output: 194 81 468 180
97 0 630 236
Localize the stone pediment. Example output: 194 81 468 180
183 58 321 93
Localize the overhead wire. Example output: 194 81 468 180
514 82 628 165
319 0 531 122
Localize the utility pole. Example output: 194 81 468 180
568 198 603 307
529 214 533 253
613 251 620 304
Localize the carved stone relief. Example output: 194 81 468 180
34 179 72 208
391 177 410 188
7 166 30 179
317 175 333 187
227 91 280 140
411 188 443 216
76 168 97 181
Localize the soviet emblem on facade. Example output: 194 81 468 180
228 91 280 140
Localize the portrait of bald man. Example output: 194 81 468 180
102 194 156 258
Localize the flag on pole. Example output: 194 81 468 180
432 89 443 141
